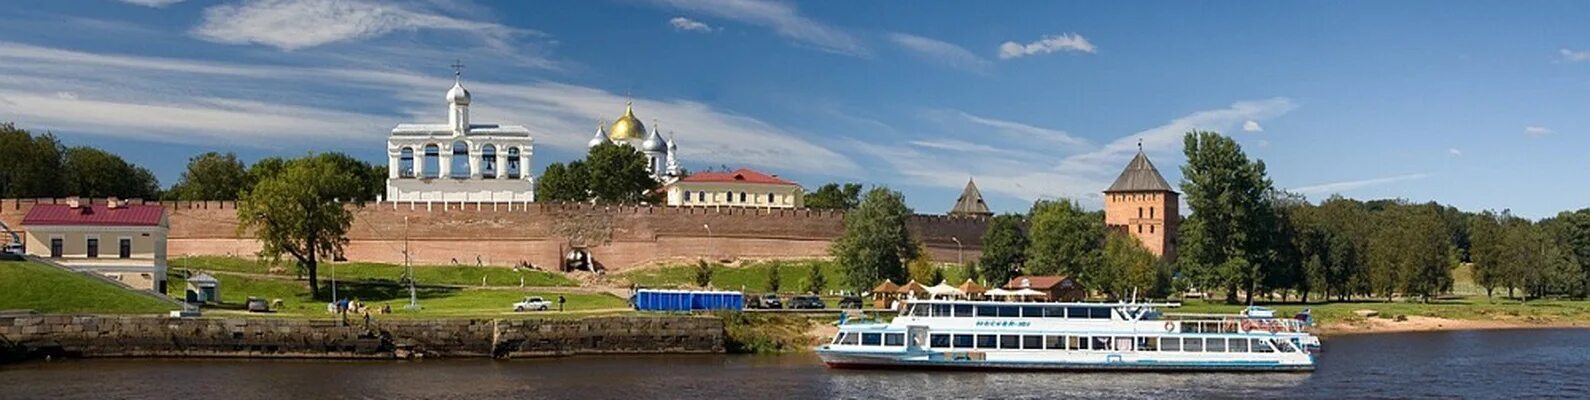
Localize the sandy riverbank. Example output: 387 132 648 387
1319 316 1590 336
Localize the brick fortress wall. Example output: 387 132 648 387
1 198 988 271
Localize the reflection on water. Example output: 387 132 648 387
2 329 1587 399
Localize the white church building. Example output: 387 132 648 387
386 69 535 202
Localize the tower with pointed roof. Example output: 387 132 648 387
948 178 993 217
589 101 681 183
1103 148 1179 260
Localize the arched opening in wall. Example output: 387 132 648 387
451 141 470 179
422 144 440 178
399 147 415 178
506 147 521 179
481 144 497 179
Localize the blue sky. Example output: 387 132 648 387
1 0 1586 218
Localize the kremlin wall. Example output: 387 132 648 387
0 198 989 271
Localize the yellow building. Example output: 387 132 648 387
21 200 169 292
1103 150 1179 260
664 168 803 208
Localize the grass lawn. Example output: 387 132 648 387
619 260 850 293
1174 297 1590 326
164 270 626 318
0 260 175 314
172 256 578 287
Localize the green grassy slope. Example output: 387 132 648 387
0 260 175 314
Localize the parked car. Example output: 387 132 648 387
789 295 825 310
837 295 863 309
513 296 552 312
759 293 783 309
245 297 270 313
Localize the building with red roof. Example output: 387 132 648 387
663 168 804 208
21 199 169 292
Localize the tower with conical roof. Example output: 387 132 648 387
1103 146 1179 260
948 178 993 217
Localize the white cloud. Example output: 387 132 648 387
1448 148 1462 156
1561 49 1590 63
888 33 990 74
998 33 1095 59
647 0 866 56
1056 97 1296 176
1289 173 1429 196
669 17 715 32
955 111 1086 146
1242 120 1263 132
54 91 78 100
192 0 530 51
1524 125 1553 138
120 0 184 7
0 40 854 173
907 139 1020 156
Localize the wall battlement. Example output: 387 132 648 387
1 198 988 271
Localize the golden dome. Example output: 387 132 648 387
608 103 647 141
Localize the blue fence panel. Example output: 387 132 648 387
634 289 744 312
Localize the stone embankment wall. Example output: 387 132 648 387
0 198 989 271
0 315 723 361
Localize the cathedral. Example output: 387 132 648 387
587 102 683 183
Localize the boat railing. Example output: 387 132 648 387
1163 315 1313 334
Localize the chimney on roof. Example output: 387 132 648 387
66 197 81 209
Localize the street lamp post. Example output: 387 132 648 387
702 224 713 261
950 237 963 266
405 216 419 310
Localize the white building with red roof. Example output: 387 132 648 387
21 198 169 292
663 168 804 208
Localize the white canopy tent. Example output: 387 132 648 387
985 288 1016 297
925 282 963 299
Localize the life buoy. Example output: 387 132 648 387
1164 321 1176 332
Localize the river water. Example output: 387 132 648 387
3 329 1587 399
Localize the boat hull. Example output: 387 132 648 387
817 350 1314 372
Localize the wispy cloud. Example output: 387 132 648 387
192 0 533 52
1448 148 1462 156
998 33 1095 59
907 139 1020 156
120 0 184 7
888 32 990 74
1524 125 1553 138
0 40 856 173
646 0 866 56
1242 120 1263 132
669 17 715 32
954 111 1086 146
1056 97 1297 177
1561 48 1590 63
1290 173 1429 196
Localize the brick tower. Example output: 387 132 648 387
1103 148 1179 261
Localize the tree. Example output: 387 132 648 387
1553 209 1590 298
978 213 1027 287
585 143 661 204
237 155 357 297
830 187 917 291
536 162 590 202
1102 230 1161 299
805 183 863 210
0 123 66 198
959 262 981 286
767 263 782 293
907 253 937 284
1178 131 1277 303
805 264 826 294
693 260 714 288
169 152 249 200
1469 211 1510 299
927 266 945 286
62 146 160 199
313 152 385 201
1024 199 1103 279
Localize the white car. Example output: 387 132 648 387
513 296 552 312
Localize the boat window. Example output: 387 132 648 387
1045 306 1066 318
976 305 998 317
1020 306 1043 318
954 334 975 349
1091 307 1112 319
1252 339 1274 353
932 304 952 317
1022 335 1042 349
840 333 860 345
1065 307 1087 319
998 306 1020 317
1273 339 1297 353
1068 336 1086 350
1184 338 1203 352
976 335 997 349
911 305 929 317
1092 337 1112 351
1045 336 1065 350
1161 337 1181 351
832 333 845 344
862 333 882 346
1138 337 1158 352
1230 337 1250 352
885 333 905 347
999 335 1020 349
1114 337 1134 351
1207 338 1227 352
953 304 973 317
930 334 951 348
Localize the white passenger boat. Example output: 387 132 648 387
817 299 1319 372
